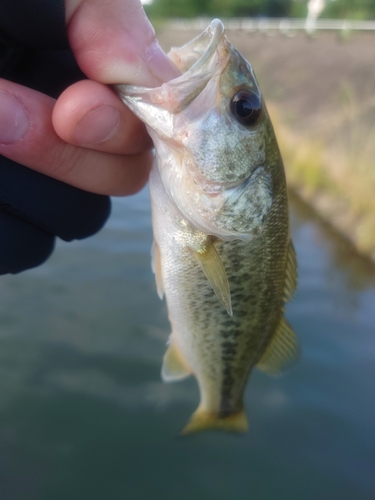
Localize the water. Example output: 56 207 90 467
0 188 374 500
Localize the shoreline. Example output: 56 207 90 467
267 99 375 265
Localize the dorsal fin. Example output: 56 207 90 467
256 316 299 376
151 241 164 299
161 342 192 382
191 242 232 316
283 240 298 303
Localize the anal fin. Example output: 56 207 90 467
256 316 299 376
161 342 192 383
191 242 232 316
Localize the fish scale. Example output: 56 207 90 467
116 19 299 434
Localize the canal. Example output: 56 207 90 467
0 188 374 499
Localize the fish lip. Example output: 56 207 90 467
169 19 225 75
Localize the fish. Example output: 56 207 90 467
115 19 298 434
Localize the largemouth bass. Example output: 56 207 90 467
116 19 298 434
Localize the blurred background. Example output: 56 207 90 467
1 1 375 499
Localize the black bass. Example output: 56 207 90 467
116 19 298 434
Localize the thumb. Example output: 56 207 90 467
65 0 179 86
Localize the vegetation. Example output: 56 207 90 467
269 91 375 258
145 0 375 20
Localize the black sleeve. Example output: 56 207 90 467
0 0 111 274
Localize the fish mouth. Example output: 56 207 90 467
114 19 229 122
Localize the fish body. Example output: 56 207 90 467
116 20 298 434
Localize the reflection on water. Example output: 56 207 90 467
289 191 375 293
0 187 374 500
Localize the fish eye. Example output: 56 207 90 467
230 90 262 127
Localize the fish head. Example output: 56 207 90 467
115 19 284 240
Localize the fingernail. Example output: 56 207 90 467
0 91 30 144
72 105 120 145
143 40 181 83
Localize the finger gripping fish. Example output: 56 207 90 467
116 19 298 435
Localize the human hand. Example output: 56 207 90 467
0 0 179 196
0 0 179 274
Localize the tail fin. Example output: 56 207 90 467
180 408 248 435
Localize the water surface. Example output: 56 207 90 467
0 188 374 499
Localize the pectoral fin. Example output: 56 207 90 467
256 317 299 375
283 240 298 303
191 243 232 316
161 342 192 382
151 241 164 299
